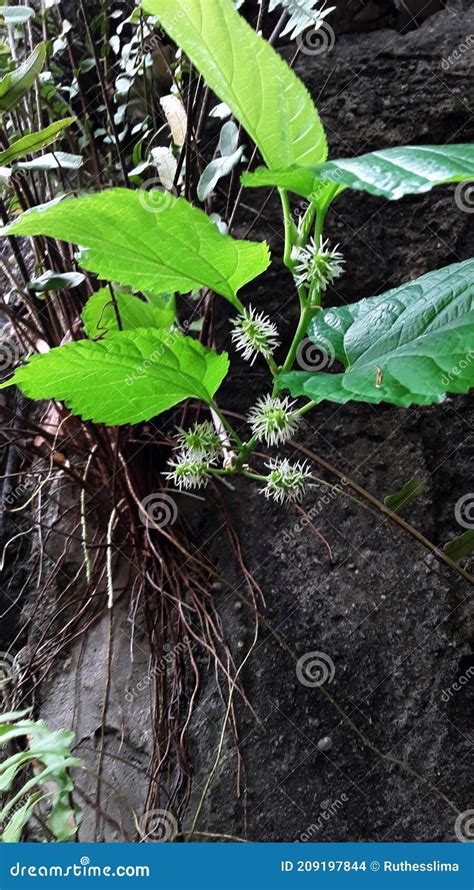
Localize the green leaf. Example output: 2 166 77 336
2 793 47 844
280 260 474 408
0 43 46 113
28 270 85 293
16 151 83 171
143 0 327 169
0 709 31 724
384 478 424 513
314 144 474 199
443 530 474 563
0 6 34 25
1 189 269 310
1 329 229 425
243 144 474 202
82 288 175 337
241 165 344 209
0 118 75 167
0 751 34 791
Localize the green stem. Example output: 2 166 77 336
279 303 317 376
279 188 296 270
294 400 317 417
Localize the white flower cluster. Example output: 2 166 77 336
260 458 312 504
291 238 345 294
230 305 280 365
166 421 221 490
248 394 300 446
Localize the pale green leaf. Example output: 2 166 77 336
16 151 83 171
0 43 46 113
143 0 327 168
0 118 75 167
1 330 229 425
82 288 175 337
280 260 474 407
0 6 35 25
28 270 85 293
2 793 47 844
1 189 269 310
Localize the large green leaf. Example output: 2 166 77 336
245 144 474 202
314 144 474 199
0 43 46 113
143 0 327 169
1 330 229 425
1 189 269 310
280 260 474 408
82 288 175 337
0 118 75 167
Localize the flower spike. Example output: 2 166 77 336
230 305 280 365
260 458 312 504
291 238 345 293
248 394 300 446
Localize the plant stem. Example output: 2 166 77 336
279 303 316 375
